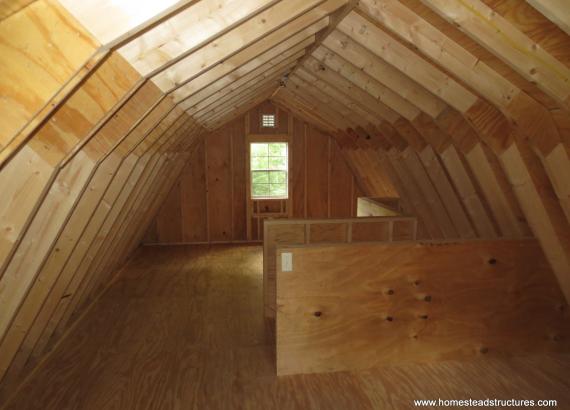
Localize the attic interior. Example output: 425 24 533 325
1 0 570 408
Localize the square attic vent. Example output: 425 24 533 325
261 114 276 128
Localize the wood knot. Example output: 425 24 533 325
480 347 489 354
488 258 497 265
386 289 395 295
385 316 394 322
424 295 432 302
314 311 322 318
419 314 428 320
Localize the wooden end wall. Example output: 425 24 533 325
276 239 570 376
144 101 388 243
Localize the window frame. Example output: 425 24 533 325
248 139 289 200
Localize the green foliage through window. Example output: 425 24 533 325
251 143 288 198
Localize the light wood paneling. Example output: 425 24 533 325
264 216 418 318
145 101 366 244
0 0 98 147
277 239 570 375
0 0 37 20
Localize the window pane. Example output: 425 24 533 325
252 171 269 184
250 142 288 199
268 143 287 156
251 156 268 170
251 143 268 157
268 157 287 170
269 171 287 183
269 184 287 196
252 184 270 197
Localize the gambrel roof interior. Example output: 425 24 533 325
0 0 569 406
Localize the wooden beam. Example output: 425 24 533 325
311 47 421 120
322 30 446 117
197 81 281 125
283 0 359 85
118 0 280 76
300 58 401 123
170 18 330 103
420 0 570 110
205 89 277 130
188 56 301 118
338 11 478 112
153 0 346 92
270 96 338 134
178 37 314 109
294 68 396 124
351 0 570 300
526 0 570 36
273 88 348 131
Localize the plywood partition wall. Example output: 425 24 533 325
276 239 570 376
144 101 389 244
264 216 418 318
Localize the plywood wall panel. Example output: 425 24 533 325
86 81 163 159
0 0 98 146
264 217 418 318
0 0 36 20
276 239 570 375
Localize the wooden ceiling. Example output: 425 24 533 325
0 0 569 402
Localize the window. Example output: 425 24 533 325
261 114 276 128
250 142 288 199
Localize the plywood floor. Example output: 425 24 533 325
5 245 570 410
